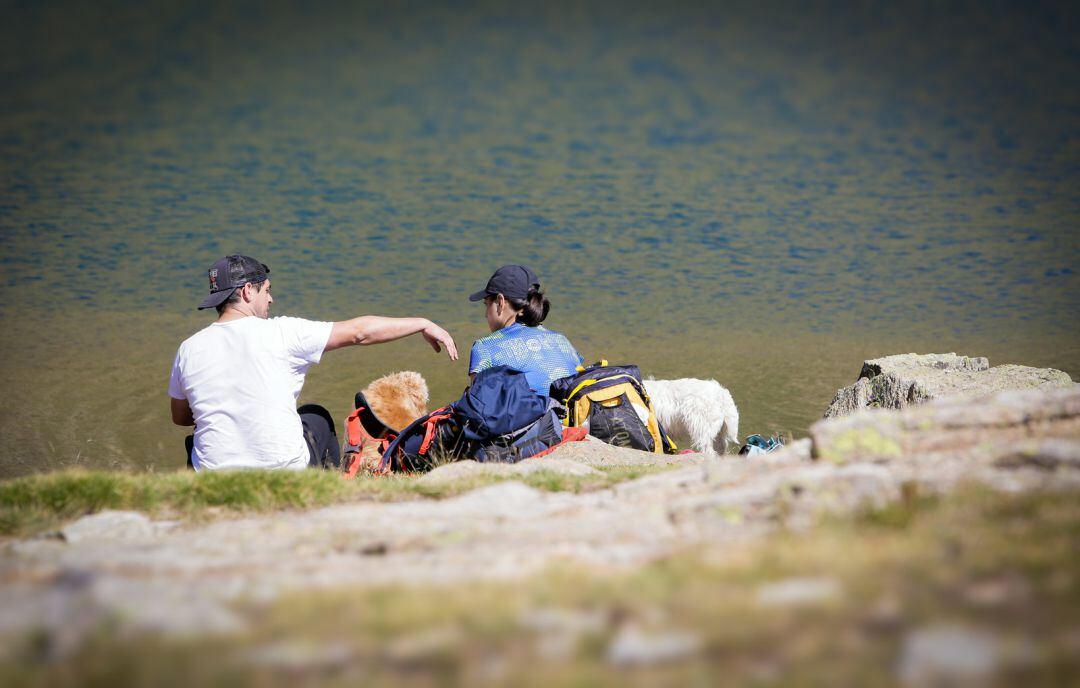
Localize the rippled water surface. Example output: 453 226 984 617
1 0 1077 476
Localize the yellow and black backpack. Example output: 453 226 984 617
549 361 677 454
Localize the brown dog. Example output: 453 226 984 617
345 371 429 474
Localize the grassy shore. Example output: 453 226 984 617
2 485 1077 686
0 465 672 537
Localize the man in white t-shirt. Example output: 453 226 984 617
168 254 458 471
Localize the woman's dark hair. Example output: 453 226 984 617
507 286 550 327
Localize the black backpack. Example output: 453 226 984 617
549 361 677 454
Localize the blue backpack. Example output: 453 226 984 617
380 366 563 472
455 365 547 442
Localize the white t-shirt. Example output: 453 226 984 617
168 316 333 471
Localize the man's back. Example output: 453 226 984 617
169 316 331 470
170 253 459 471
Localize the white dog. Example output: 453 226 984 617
643 378 740 456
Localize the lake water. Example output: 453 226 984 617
1 0 1077 477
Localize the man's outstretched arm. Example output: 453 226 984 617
325 316 459 360
171 397 194 426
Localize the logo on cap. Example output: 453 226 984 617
209 269 219 291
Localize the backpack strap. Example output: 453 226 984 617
345 406 377 449
380 405 454 473
527 425 588 459
342 407 397 478
418 410 454 455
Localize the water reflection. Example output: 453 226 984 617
1 0 1076 476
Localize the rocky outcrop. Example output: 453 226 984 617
823 353 1074 418
811 386 1080 475
415 458 601 488
1 386 1077 651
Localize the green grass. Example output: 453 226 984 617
0 464 678 537
0 469 354 536
3 485 1078 687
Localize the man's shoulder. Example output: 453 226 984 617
268 316 334 346
268 315 310 325
177 318 269 351
267 315 332 330
177 322 222 350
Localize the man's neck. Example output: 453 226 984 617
217 308 254 323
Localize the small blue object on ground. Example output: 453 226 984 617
739 434 784 456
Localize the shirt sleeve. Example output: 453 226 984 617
167 350 185 399
468 340 490 375
561 333 585 366
274 317 334 367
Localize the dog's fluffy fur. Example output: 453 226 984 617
353 371 429 469
644 378 739 456
361 371 429 432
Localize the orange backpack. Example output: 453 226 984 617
341 392 399 477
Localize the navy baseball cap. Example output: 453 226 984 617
197 255 270 310
469 264 540 302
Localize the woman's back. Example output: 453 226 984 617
469 322 582 396
467 264 584 396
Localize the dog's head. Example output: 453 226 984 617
344 371 430 475
361 370 429 433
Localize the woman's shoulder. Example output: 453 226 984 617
534 324 570 340
472 325 515 347
474 323 571 345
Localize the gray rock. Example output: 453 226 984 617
756 577 842 607
897 625 1000 686
994 438 1080 470
824 353 1074 419
89 579 247 637
382 625 463 663
811 386 1080 466
605 626 702 667
518 607 607 634
439 481 550 518
2 386 1077 651
415 458 600 489
244 640 354 671
520 608 607 661
962 574 1032 607
414 460 500 488
0 571 245 659
0 574 103 660
514 457 602 476
544 438 703 467
60 510 156 544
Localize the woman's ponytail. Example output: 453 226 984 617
511 287 550 327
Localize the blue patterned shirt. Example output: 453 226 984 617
468 323 584 396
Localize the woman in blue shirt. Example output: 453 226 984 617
468 264 584 397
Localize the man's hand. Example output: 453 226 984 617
422 321 459 361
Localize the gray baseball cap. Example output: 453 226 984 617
198 255 270 310
468 264 540 302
